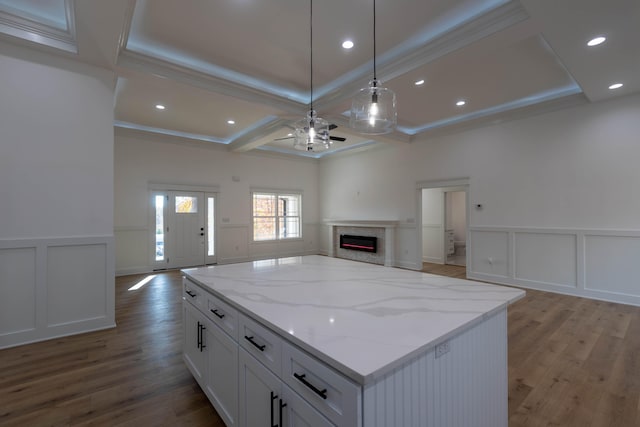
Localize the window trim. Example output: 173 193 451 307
251 189 303 242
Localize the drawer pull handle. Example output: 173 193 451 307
210 309 225 319
244 335 266 351
279 398 287 424
293 373 327 399
200 324 206 351
185 290 196 298
270 391 278 427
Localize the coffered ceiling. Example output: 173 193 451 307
0 0 638 158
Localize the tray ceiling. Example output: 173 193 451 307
0 0 637 158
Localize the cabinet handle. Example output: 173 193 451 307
200 325 206 351
293 373 327 399
196 322 202 350
244 335 266 352
185 290 196 298
210 309 225 319
279 398 287 425
270 391 278 427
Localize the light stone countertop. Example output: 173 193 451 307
182 255 525 385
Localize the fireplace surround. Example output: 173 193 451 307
325 220 397 266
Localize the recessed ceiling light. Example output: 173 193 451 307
587 36 606 47
414 79 425 86
155 104 165 110
227 120 235 125
287 133 293 137
456 100 466 106
342 40 354 49
608 83 623 90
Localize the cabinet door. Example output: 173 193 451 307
282 384 335 427
205 321 239 427
239 348 282 427
183 302 207 385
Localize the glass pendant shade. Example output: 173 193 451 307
293 110 331 152
350 79 397 134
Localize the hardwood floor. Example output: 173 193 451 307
424 262 640 427
1 264 639 426
0 271 223 427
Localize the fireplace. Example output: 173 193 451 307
326 220 398 266
340 234 377 253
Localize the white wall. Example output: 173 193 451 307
319 94 640 306
0 44 115 348
114 130 321 275
446 191 466 245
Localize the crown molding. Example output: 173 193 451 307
117 49 305 115
315 1 529 112
0 0 76 53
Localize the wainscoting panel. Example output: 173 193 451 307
468 227 640 307
584 234 640 297
514 232 576 288
47 244 108 327
0 247 36 336
469 230 509 279
0 236 115 349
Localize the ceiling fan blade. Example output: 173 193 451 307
328 124 338 130
273 136 294 141
329 136 346 142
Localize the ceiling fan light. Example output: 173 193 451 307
292 0 334 153
350 81 397 134
293 110 331 152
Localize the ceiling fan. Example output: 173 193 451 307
273 124 347 151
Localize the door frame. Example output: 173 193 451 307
148 183 219 270
416 178 470 270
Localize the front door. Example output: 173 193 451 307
167 191 204 268
154 191 216 269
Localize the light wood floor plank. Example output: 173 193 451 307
2 263 640 426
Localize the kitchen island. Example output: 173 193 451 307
182 255 524 427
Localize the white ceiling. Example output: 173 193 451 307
0 0 638 158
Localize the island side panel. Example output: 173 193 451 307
362 308 508 427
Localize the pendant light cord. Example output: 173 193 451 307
310 0 314 113
373 0 377 82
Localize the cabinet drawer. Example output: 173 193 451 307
205 292 239 341
183 277 205 310
282 342 360 427
239 314 282 377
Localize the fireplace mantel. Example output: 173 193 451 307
325 220 398 266
325 220 399 228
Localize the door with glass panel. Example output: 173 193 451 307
154 191 216 268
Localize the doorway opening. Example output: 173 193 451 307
418 179 469 269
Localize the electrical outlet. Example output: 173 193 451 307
435 341 450 358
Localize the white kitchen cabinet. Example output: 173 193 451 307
183 302 207 386
282 384 334 427
184 286 239 427
238 346 282 427
205 318 239 427
239 347 334 427
446 229 455 255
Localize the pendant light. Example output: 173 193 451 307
350 0 397 134
293 0 331 152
